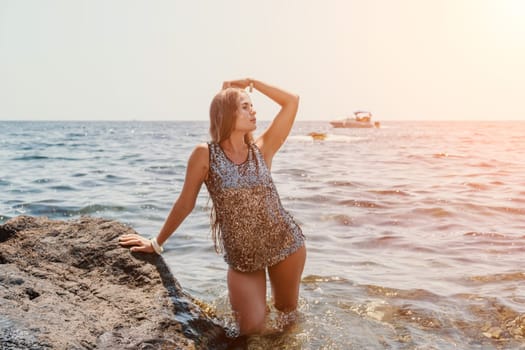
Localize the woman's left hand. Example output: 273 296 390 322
119 233 155 253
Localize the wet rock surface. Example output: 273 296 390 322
0 216 239 349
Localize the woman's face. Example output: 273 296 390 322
234 93 257 132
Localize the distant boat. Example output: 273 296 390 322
330 111 380 128
308 132 327 141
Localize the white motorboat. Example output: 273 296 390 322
330 111 380 128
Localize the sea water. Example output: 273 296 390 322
1 120 524 349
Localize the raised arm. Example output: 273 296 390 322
119 143 209 253
224 78 299 168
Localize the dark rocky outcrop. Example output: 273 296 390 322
0 216 241 349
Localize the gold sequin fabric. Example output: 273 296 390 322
205 142 305 272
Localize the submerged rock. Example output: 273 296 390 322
0 216 237 349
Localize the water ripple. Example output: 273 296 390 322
2 120 525 349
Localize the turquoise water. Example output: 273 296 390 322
1 120 525 349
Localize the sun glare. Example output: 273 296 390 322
483 0 525 47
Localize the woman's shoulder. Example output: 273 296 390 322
185 143 210 180
196 142 211 150
190 143 211 162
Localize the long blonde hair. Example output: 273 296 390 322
208 87 253 253
209 87 253 144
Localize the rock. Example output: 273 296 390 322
0 216 239 349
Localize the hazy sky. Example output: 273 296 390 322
1 0 524 121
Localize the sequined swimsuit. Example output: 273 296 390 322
205 142 305 272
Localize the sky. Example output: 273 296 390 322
1 0 524 121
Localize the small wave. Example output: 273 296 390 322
12 155 80 161
432 152 464 159
11 203 75 217
461 231 525 254
77 204 127 214
33 178 53 184
9 203 128 218
119 153 142 160
104 174 127 182
368 189 409 196
338 199 384 209
320 213 353 226
471 162 496 168
510 196 525 204
339 285 445 331
49 185 78 191
69 142 96 148
6 187 44 195
463 182 490 190
302 274 350 284
489 206 525 216
53 156 81 161
490 181 505 186
79 180 100 188
144 166 179 175
66 132 87 137
353 234 399 246
451 293 525 343
412 207 454 218
273 168 309 177
12 155 49 161
330 180 355 187
467 272 525 284
463 231 525 241
139 204 163 211
300 194 331 204
354 235 440 255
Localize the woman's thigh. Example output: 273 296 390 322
227 268 267 334
268 245 307 312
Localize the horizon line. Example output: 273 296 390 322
0 119 524 123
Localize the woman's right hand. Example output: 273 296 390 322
119 234 155 253
222 78 252 90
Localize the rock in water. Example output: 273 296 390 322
0 216 235 349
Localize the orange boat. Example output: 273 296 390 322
308 132 327 141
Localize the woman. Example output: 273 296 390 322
119 78 306 335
